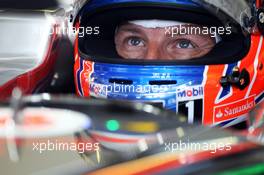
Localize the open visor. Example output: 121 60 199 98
77 0 252 65
193 0 254 32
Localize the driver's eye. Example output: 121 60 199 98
176 39 195 49
127 37 145 47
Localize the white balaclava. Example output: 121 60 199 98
127 19 221 43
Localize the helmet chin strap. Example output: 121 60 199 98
128 19 221 43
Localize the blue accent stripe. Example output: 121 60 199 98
256 92 264 104
216 118 236 127
81 0 200 14
219 63 237 99
77 58 84 96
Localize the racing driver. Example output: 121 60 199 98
72 0 264 128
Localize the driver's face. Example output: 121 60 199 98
115 23 216 60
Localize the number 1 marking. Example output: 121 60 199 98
186 100 194 124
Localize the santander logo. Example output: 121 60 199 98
213 96 255 123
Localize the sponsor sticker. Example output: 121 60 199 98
176 85 204 101
90 83 107 98
213 96 255 123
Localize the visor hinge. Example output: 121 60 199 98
257 8 264 35
220 67 250 90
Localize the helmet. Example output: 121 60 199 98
73 0 264 127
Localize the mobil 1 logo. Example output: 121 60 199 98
176 85 203 124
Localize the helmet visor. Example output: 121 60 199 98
77 0 251 65
193 0 253 31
